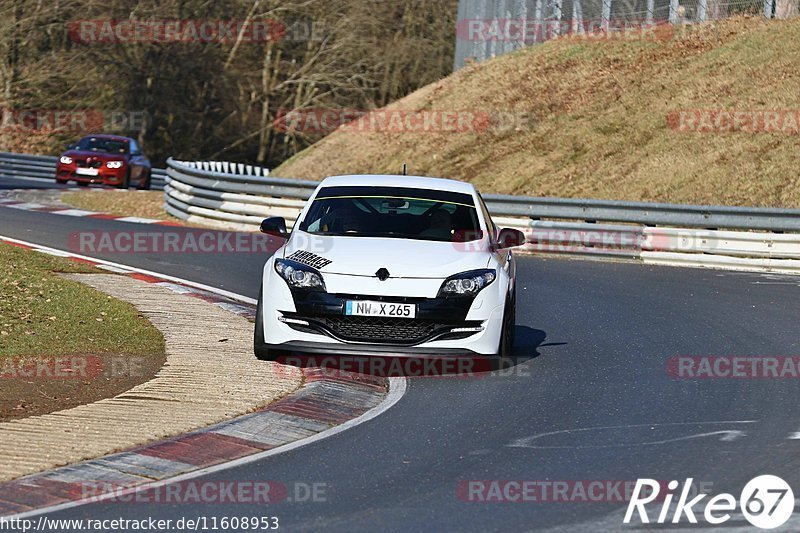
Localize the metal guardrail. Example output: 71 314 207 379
482 195 800 232
1 152 797 274
0 152 166 190
165 158 800 273
165 157 800 231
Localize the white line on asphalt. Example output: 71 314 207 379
5 202 47 210
50 209 96 217
5 377 407 521
509 421 757 449
96 264 134 274
115 216 161 224
33 249 71 257
0 234 257 305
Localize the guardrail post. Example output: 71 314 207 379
572 0 584 34
601 0 612 32
669 0 680 23
698 0 708 21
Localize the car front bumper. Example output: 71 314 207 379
259 263 507 356
56 165 126 185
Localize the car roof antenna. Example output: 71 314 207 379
402 163 407 176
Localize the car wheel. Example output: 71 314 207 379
119 168 131 189
136 170 151 191
496 289 516 367
55 177 69 185
76 181 89 187
254 289 275 361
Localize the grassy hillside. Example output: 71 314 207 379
274 17 800 207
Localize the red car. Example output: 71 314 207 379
56 135 152 189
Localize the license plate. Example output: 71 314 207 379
76 168 98 176
345 300 416 318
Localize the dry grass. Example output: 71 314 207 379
274 17 800 208
60 190 168 220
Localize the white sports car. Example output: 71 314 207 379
254 174 524 360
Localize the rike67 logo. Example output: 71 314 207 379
624 476 794 529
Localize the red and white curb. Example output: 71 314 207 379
0 189 183 227
0 235 405 518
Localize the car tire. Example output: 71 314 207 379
136 170 151 191
55 177 69 185
496 288 516 367
76 181 89 187
119 168 130 189
254 289 275 361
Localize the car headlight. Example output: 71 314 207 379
59 156 73 164
106 161 124 169
438 269 496 297
274 259 326 291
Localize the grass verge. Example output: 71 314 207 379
0 243 166 420
61 190 167 220
0 243 164 357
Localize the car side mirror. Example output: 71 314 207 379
66 143 76 150
497 228 526 249
260 217 288 237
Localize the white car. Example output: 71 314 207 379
254 175 524 360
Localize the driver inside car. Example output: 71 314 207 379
420 208 454 240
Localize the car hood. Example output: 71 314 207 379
62 150 127 160
282 232 490 279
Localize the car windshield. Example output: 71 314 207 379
298 186 483 242
75 137 129 154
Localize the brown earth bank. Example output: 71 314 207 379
273 17 800 208
0 352 165 422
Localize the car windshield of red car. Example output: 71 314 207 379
75 137 129 155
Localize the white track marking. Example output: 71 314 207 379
509 421 757 449
96 264 133 274
33 249 71 257
5 202 46 210
114 216 161 224
50 209 96 217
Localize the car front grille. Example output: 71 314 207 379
323 316 436 344
76 159 103 168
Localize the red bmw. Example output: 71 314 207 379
55 135 152 189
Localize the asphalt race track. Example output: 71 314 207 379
2 179 800 531
0 176 74 191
